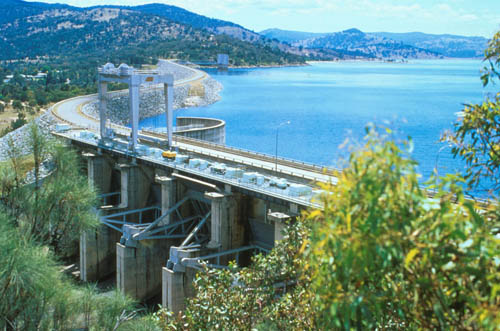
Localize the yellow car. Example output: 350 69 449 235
162 150 177 160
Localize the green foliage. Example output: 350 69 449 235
306 126 500 330
155 221 314 330
12 99 22 110
0 226 139 330
0 122 99 256
481 31 500 86
11 111 27 130
444 31 500 195
95 289 139 331
0 211 70 330
0 122 140 329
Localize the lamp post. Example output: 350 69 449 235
275 120 291 173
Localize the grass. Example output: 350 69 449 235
0 104 48 137
0 107 20 132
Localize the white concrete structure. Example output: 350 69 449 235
98 63 174 150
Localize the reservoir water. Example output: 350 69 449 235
140 60 494 184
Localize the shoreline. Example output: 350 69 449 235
197 56 483 71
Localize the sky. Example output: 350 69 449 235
26 0 500 37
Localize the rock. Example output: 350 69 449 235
0 112 58 161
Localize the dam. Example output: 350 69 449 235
52 61 337 312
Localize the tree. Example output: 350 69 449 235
1 122 99 256
443 31 500 195
0 211 70 330
10 112 26 130
12 99 23 111
306 126 500 330
0 122 140 329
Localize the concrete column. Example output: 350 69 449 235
83 153 112 195
116 240 170 301
156 175 176 224
164 83 174 150
98 82 108 139
268 212 291 243
289 203 299 215
205 192 229 250
162 246 202 312
163 268 185 313
119 163 152 210
205 192 245 265
80 225 121 282
129 79 140 151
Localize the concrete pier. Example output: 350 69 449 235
84 152 112 195
116 175 178 301
163 268 185 312
205 191 245 265
162 246 202 312
80 153 116 281
116 240 170 300
119 163 152 210
268 212 291 243
80 225 121 281
156 175 177 224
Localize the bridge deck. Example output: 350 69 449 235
55 130 328 209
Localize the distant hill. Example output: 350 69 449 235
372 32 488 58
0 1 304 66
260 29 325 44
261 28 488 59
261 28 441 59
0 0 76 24
88 3 264 44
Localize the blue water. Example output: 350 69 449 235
140 60 494 183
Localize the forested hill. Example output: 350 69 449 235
262 28 488 58
0 1 304 66
262 28 441 60
372 32 488 58
0 0 75 24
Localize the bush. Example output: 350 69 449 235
306 126 500 330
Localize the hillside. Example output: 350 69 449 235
0 1 304 66
260 28 325 44
372 32 488 58
262 28 441 59
0 0 75 24
261 28 487 59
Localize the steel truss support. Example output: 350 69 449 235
97 192 211 248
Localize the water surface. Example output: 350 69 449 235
141 60 494 184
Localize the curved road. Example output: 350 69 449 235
51 60 207 132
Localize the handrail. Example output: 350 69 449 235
172 135 340 176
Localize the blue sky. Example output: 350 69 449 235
26 0 500 37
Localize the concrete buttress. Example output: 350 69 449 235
117 240 170 300
80 225 121 281
119 163 152 210
83 152 112 195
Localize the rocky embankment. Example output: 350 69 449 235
82 76 222 126
0 63 222 161
0 112 58 161
82 63 222 125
